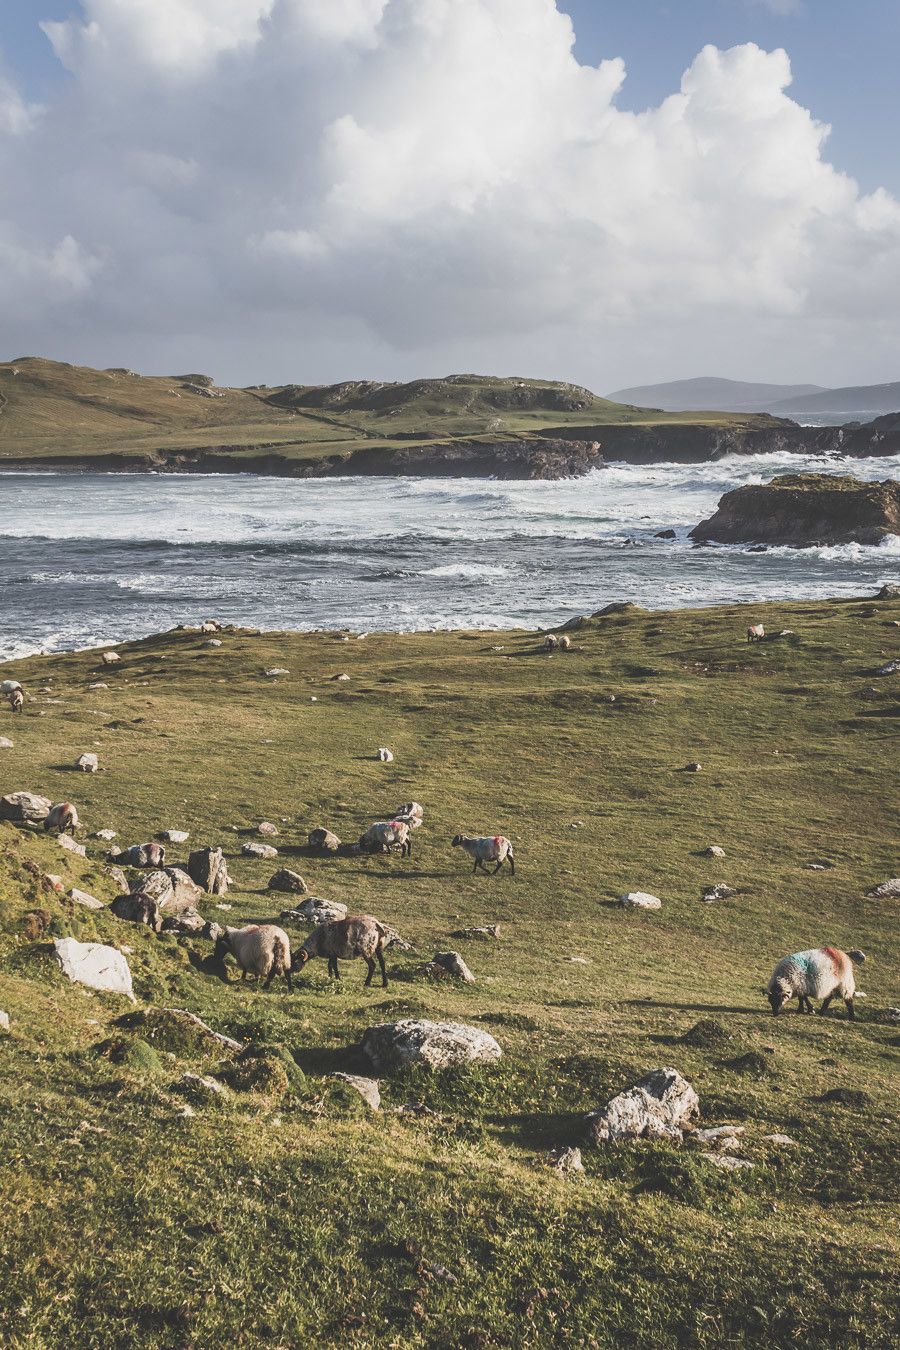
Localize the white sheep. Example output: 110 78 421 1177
359 820 412 856
558 635 571 650
394 801 424 829
766 947 866 1020
214 924 293 992
451 834 515 876
291 915 388 987
543 635 558 651
44 802 78 835
8 689 24 713
0 680 22 695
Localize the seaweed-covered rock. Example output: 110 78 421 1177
691 473 900 547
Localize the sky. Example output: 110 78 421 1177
0 0 898 391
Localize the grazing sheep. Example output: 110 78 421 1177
44 802 78 835
0 680 22 695
114 842 166 868
111 891 162 932
394 801 424 829
8 689 24 713
308 827 341 852
747 624 765 643
359 820 412 857
543 635 559 651
213 924 293 992
766 947 866 1019
558 635 571 650
291 915 388 988
451 834 515 876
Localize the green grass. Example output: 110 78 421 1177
0 597 897 1347
0 358 780 466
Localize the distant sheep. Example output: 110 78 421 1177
451 834 515 876
747 624 765 643
291 915 388 988
114 842 166 868
766 947 866 1020
0 680 22 695
213 924 293 992
308 827 341 852
359 820 411 857
44 802 78 835
558 635 571 650
8 689 23 713
394 801 424 829
543 635 558 651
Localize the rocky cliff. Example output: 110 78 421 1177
689 473 900 547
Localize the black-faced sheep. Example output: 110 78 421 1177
44 802 78 835
747 624 765 643
543 635 558 651
451 834 515 876
290 915 388 988
8 689 24 713
213 924 293 992
766 947 866 1019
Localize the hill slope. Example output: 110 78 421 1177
607 376 826 413
769 380 900 417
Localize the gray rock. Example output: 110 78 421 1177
762 1133 798 1146
619 891 662 910
159 829 189 844
105 864 129 890
57 834 87 857
187 847 229 894
101 651 121 665
693 1125 745 1146
699 1153 754 1171
377 747 394 762
0 1010 9 1032
94 828 118 841
113 843 166 868
450 924 501 940
308 827 341 852
704 845 726 858
160 909 222 942
430 952 475 982
163 867 205 910
330 1073 381 1110
584 1067 699 1144
130 870 176 908
70 887 103 910
547 1146 584 1173
242 841 279 860
866 877 900 898
53 937 134 998
204 639 222 648
257 821 278 837
701 883 738 903
268 868 307 894
76 753 99 773
264 667 289 677
281 896 347 925
0 737 13 749
0 791 51 823
361 1020 502 1073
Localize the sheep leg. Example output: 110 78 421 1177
376 947 388 988
844 997 855 1020
507 852 515 875
285 968 293 994
472 858 480 875
262 968 275 991
364 956 375 987
819 994 834 1016
492 860 503 874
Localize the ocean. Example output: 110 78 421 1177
1 453 898 659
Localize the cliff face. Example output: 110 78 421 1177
689 473 900 547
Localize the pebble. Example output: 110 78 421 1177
699 1153 754 1171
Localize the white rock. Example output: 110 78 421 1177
281 896 348 926
763 1134 798 1146
76 753 99 773
701 883 738 903
88 682 108 690
361 1020 502 1073
377 747 394 762
430 951 475 982
866 877 900 898
619 891 662 910
584 1067 699 1144
159 829 189 844
693 1125 745 1144
330 1073 381 1110
704 846 726 858
58 834 87 857
699 1153 754 1171
70 887 103 910
53 938 134 999
0 1011 9 1033
565 956 590 964
101 651 121 665
242 841 279 860
205 639 222 648
264 668 289 677
94 829 117 841
0 737 13 749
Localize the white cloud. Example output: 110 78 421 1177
1 0 898 386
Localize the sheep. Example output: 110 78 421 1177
451 834 515 876
291 915 388 988
358 820 411 857
213 924 293 992
308 827 341 852
558 635 571 650
113 842 166 868
394 801 424 829
111 891 162 932
8 689 23 713
766 947 866 1020
543 635 559 651
44 802 78 835
747 624 765 643
0 680 22 695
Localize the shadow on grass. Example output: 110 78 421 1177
489 1109 585 1151
628 998 764 1016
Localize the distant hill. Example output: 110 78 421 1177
768 381 900 417
606 376 827 413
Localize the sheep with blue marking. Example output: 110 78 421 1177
766 947 865 1019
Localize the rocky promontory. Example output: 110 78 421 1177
689 473 900 547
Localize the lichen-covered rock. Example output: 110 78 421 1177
308 828 341 852
0 791 51 823
361 1020 502 1073
867 877 900 898
546 1146 584 1174
584 1067 699 1145
187 846 229 894
242 841 279 860
257 821 278 836
57 834 86 857
70 887 103 910
268 868 307 894
619 891 662 910
129 870 175 908
329 1073 381 1110
76 753 99 772
281 896 347 925
164 867 204 910
94 828 117 841
53 937 134 999
429 952 475 982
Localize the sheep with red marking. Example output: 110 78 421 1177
359 820 411 857
766 947 866 1019
451 834 515 876
44 802 78 835
747 624 765 643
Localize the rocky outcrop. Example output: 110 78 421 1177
690 474 900 547
0 791 51 823
187 846 229 894
361 1020 502 1072
584 1067 699 1144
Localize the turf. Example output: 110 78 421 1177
0 596 897 1347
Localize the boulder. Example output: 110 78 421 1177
619 891 662 910
308 828 341 852
161 909 222 941
187 846 229 894
546 1146 584 1174
242 841 279 860
204 639 222 648
76 753 99 773
101 651 121 665
70 887 103 910
584 1067 699 1145
704 845 726 858
876 583 900 599
0 737 13 749
866 877 900 898
701 884 738 903
94 829 117 841
159 829 189 844
654 529 677 539
257 821 278 836
0 791 51 823
53 937 134 999
430 951 475 982
329 1073 381 1110
361 1020 502 1073
268 868 307 894
281 896 347 925
163 867 205 910
130 870 176 908
57 834 87 857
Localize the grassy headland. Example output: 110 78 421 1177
0 596 897 1347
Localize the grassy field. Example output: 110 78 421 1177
0 359 780 466
0 597 897 1347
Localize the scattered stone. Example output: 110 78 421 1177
187 846 229 894
0 737 13 749
264 668 289 677
451 924 500 940
866 877 900 898
94 829 117 841
361 1020 502 1073
699 1153 754 1172
76 753 99 773
682 762 702 773
619 891 662 910
161 909 222 941
105 864 128 890
242 841 279 860
281 897 348 926
377 747 394 762
874 660 900 676
693 1125 745 1146
763 1133 798 1146
159 829 189 844
53 937 134 999
547 1146 584 1174
704 845 726 858
0 1011 9 1033
584 1068 699 1145
565 956 590 964
268 868 307 894
130 870 176 908
332 673 350 681
701 883 738 903
329 1073 381 1110
101 651 121 665
0 791 51 823
654 529 677 539
204 639 222 648
429 952 475 982
57 834 87 857
70 887 103 910
308 828 341 852
257 821 278 837
88 682 108 690
215 903 232 911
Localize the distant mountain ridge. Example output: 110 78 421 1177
608 375 900 420
769 381 900 416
